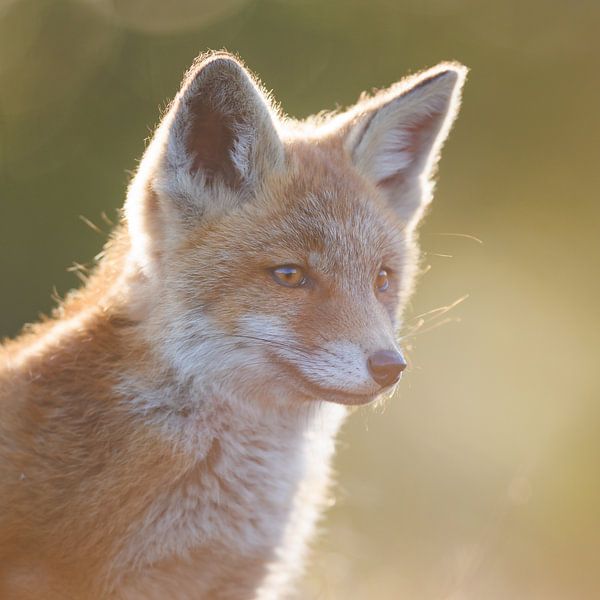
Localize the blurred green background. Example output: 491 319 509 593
1 0 599 598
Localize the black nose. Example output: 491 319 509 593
367 350 407 388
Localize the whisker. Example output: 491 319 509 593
193 332 319 360
225 334 316 358
403 316 461 339
79 215 104 236
428 232 484 244
100 211 115 227
401 295 468 339
411 294 469 321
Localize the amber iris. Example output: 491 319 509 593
375 268 390 292
272 265 307 288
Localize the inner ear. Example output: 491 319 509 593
377 110 444 189
187 93 242 187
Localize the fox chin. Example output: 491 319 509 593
0 51 466 599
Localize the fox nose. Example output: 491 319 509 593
367 350 407 388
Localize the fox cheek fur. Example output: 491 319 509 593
0 52 466 598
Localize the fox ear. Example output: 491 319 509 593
346 64 467 228
126 53 284 273
152 53 284 207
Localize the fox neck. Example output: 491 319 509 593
117 350 348 460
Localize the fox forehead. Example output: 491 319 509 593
268 190 406 277
182 146 408 280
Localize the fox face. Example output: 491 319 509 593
125 53 466 409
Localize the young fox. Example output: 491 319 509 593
0 52 466 598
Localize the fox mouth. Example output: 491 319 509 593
275 359 390 406
301 376 383 405
311 387 380 406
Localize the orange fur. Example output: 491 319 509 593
0 52 466 598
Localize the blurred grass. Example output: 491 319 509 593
1 1 599 598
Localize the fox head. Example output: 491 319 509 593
124 52 466 407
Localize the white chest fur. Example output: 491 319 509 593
114 390 346 598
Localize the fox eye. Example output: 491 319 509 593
271 265 307 288
375 268 390 292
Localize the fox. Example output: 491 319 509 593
0 51 466 599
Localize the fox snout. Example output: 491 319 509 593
367 349 407 388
